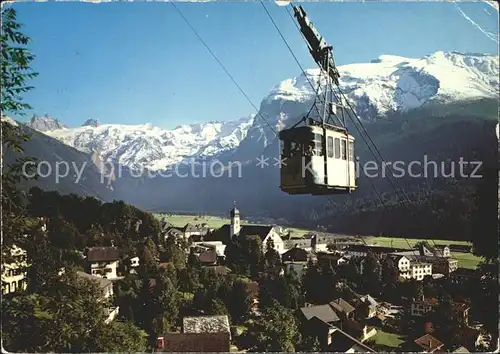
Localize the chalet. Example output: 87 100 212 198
213 205 285 254
2 245 27 295
85 246 120 279
282 246 309 277
282 246 309 262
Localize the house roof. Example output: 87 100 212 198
300 304 340 324
183 315 231 335
330 298 355 314
414 333 444 351
218 224 275 241
76 271 112 289
282 246 308 262
238 225 274 241
184 223 209 233
86 247 120 262
199 249 217 264
158 332 230 353
164 227 183 236
327 327 376 352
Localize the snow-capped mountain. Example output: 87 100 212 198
26 114 67 131
265 51 498 121
231 51 499 155
30 51 497 171
40 116 254 171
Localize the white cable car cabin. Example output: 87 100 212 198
279 120 357 195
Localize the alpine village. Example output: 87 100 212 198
1 3 499 354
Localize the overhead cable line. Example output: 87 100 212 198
265 1 428 260
170 1 278 137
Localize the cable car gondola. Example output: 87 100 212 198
279 4 357 196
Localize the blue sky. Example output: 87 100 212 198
8 1 499 129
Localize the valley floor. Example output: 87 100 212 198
156 214 483 269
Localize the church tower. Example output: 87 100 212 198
230 202 241 238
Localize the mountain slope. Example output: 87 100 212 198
41 116 254 171
2 118 121 201
28 51 498 173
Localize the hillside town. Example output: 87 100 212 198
3 200 496 352
2 2 498 353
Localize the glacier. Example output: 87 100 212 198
29 51 498 172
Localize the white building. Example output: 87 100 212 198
85 247 120 279
2 245 28 295
223 205 285 254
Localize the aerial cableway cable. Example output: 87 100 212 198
169 1 278 137
263 1 434 259
288 1 442 253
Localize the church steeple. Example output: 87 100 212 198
230 201 241 238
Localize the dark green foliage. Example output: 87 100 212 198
227 279 253 324
2 268 147 352
225 234 263 277
242 301 301 352
1 7 39 261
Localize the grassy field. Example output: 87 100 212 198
363 236 481 269
155 214 231 229
452 252 483 269
155 214 313 237
363 236 472 248
157 214 482 269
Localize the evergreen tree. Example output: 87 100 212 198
1 6 39 262
244 301 301 352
